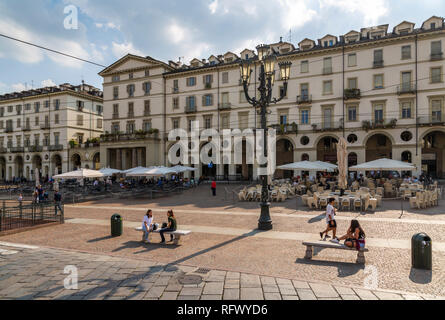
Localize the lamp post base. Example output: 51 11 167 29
258 202 273 230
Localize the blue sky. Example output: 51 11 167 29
0 0 444 94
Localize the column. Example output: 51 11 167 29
137 148 143 167
132 148 137 168
122 149 127 170
116 149 122 170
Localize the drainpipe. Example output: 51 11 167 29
415 34 419 158
342 43 345 138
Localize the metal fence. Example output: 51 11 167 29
0 201 64 233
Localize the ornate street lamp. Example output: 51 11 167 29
239 46 292 231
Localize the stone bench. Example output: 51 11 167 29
303 241 369 264
135 227 191 245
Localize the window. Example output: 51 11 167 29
96 105 103 115
173 80 179 93
144 100 150 115
374 74 384 89
401 131 413 142
16 105 22 115
7 105 13 113
113 104 119 117
323 80 333 95
25 104 31 111
77 115 83 126
145 69 150 77
401 72 412 91
97 119 103 129
188 118 195 131
301 60 309 73
431 41 442 55
348 53 357 67
44 100 49 108
280 114 287 125
402 45 411 59
221 92 229 107
432 99 442 122
126 121 135 134
129 72 134 79
77 101 84 111
221 115 229 129
374 49 383 67
186 77 196 86
431 23 436 29
54 133 60 145
203 94 213 106
113 87 119 100
127 84 135 97
173 97 179 109
204 75 213 85
143 82 151 95
54 99 60 110
300 136 310 145
128 102 134 117
401 101 412 119
431 67 442 83
111 123 120 134
0 121 3 129
204 117 212 129
373 104 384 123
222 72 229 84
279 86 286 98
348 78 357 89
34 135 40 146
186 96 196 108
347 134 358 144
112 75 120 82
347 106 357 122
143 121 152 132
34 102 40 113
323 57 332 74
35 117 39 126
239 91 247 103
43 135 49 147
172 119 179 129
16 118 21 128
300 109 309 124
238 113 248 129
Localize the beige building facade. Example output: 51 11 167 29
99 16 445 179
0 83 103 181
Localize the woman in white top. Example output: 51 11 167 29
142 210 154 243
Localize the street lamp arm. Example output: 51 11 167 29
270 82 288 104
242 80 257 105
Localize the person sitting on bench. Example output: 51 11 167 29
141 209 154 244
337 219 366 250
160 210 177 244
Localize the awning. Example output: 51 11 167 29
349 158 416 171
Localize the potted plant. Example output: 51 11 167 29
69 139 77 148
362 120 371 132
291 122 298 135
311 124 317 131
389 118 397 128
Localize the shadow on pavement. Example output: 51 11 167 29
295 258 365 278
409 268 432 284
87 236 114 243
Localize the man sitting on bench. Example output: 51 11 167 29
337 219 366 250
160 210 177 244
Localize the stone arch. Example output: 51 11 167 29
364 133 393 162
51 154 63 175
313 133 341 149
0 156 6 181
363 131 396 147
419 127 445 144
316 135 339 164
275 137 295 179
31 155 42 180
71 153 82 170
92 153 100 170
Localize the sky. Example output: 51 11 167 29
0 0 444 94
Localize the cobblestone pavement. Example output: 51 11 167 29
1 185 445 297
0 242 443 300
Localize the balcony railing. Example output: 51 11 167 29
185 106 197 113
40 124 51 130
397 84 417 95
28 146 43 153
418 116 444 125
270 124 298 134
4 127 13 133
297 94 312 104
344 89 361 100
0 147 7 154
311 120 344 132
431 52 443 60
112 113 119 119
22 126 31 132
204 83 212 89
127 112 134 118
322 67 333 75
48 145 64 151
373 60 384 68
10 147 24 153
219 102 232 110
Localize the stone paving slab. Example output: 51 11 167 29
0 242 443 301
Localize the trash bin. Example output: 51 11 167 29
411 233 432 270
111 214 123 237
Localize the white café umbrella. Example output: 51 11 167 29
277 161 335 172
170 165 197 174
336 137 348 190
314 161 338 171
126 166 176 177
349 158 416 171
53 168 105 179
123 166 150 174
99 168 123 176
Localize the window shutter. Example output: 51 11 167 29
203 76 206 84
202 95 206 106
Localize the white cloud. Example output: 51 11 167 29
111 41 145 58
95 22 120 30
209 0 218 14
278 0 317 30
165 22 187 44
11 83 33 92
319 0 389 25
41 79 56 87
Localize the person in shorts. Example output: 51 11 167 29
320 198 339 242
337 219 366 249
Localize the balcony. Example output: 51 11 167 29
127 112 134 119
373 60 384 68
185 106 197 114
344 88 361 100
22 126 31 132
270 124 298 135
418 116 445 126
4 127 13 133
219 102 232 110
322 67 333 75
310 120 344 132
297 95 312 104
0 147 7 154
101 130 160 143
397 84 417 95
10 147 24 153
204 83 212 89
431 52 443 61
112 113 119 119
40 123 51 130
28 145 43 153
172 87 179 94
48 145 64 152
362 119 398 131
